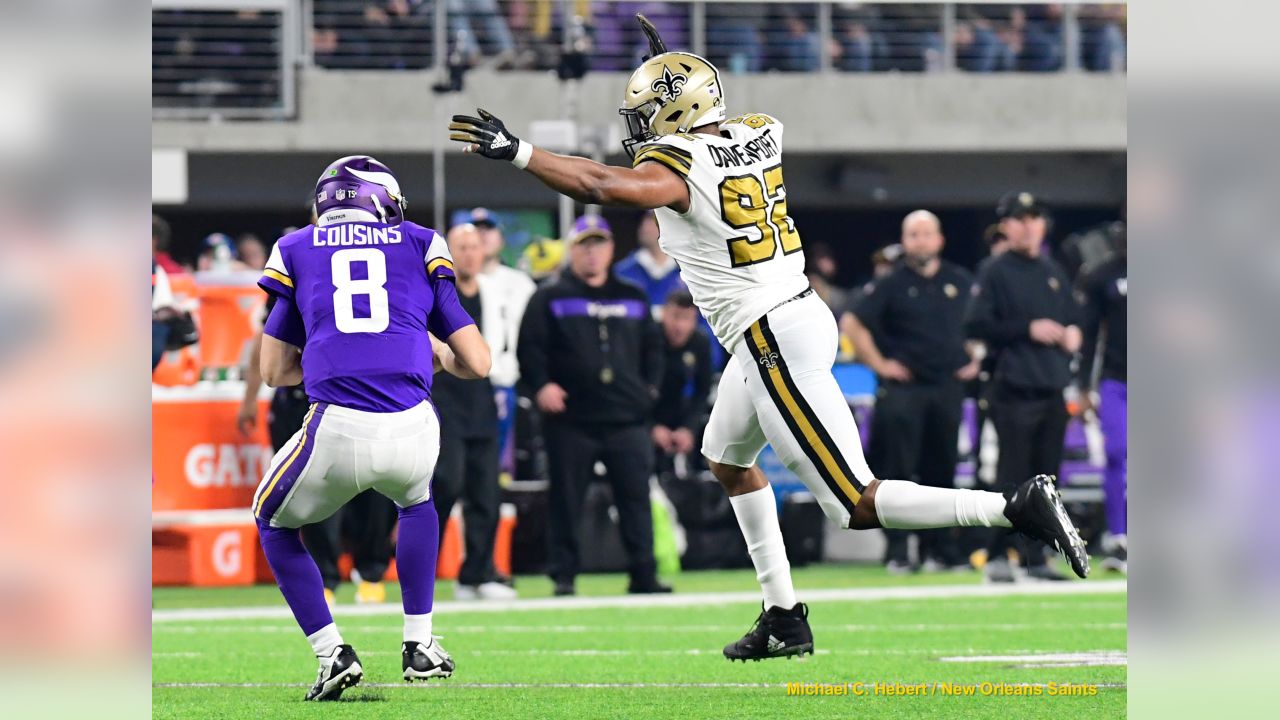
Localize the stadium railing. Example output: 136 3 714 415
153 1 1126 120
153 0 300 120
304 1 1126 74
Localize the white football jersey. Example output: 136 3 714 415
634 113 809 349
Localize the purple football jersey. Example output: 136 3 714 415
258 219 475 412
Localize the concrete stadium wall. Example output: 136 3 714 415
172 150 1125 210
154 69 1126 154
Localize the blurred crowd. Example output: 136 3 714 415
152 216 271 276
152 9 283 111
155 193 1126 593
155 2 1126 83
315 1 1128 73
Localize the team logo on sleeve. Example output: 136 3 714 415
651 66 688 103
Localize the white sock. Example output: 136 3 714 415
873 480 1012 530
307 622 343 658
729 485 798 611
404 612 434 645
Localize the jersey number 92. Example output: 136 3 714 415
719 163 802 268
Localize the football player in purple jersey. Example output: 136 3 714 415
254 155 490 701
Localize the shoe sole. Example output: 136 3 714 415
403 666 454 682
724 643 814 662
306 662 363 701
1032 480 1091 579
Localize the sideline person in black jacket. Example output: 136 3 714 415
964 192 1082 583
517 215 669 596
848 210 979 574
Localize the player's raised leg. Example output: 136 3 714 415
741 296 1089 579
703 359 812 661
252 404 364 701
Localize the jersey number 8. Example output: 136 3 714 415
331 248 390 333
719 164 802 268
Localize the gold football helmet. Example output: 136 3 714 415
619 16 725 157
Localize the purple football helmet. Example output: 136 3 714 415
314 155 407 226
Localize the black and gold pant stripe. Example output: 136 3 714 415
744 315 864 515
632 144 693 177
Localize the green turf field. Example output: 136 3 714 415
153 564 1126 719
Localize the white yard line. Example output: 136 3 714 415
153 682 790 689
155 646 1125 659
155 681 1129 690
154 621 1126 635
939 651 1127 668
153 580 1126 624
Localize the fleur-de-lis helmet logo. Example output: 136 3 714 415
650 66 688 103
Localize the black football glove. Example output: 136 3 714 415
449 108 520 161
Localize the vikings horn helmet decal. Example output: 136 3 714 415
313 155 408 226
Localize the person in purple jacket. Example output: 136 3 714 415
254 155 491 701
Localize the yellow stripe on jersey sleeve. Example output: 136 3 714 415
632 145 692 177
263 268 294 288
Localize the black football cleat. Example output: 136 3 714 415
723 602 814 662
402 639 455 682
304 644 362 701
1004 475 1090 579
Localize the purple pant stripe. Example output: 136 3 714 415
256 402 327 523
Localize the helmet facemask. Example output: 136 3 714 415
620 100 660 159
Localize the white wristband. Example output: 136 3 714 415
511 140 534 170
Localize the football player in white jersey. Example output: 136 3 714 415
449 16 1088 662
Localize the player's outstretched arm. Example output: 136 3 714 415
524 148 687 209
449 108 688 210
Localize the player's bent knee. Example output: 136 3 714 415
847 479 883 530
707 459 767 496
